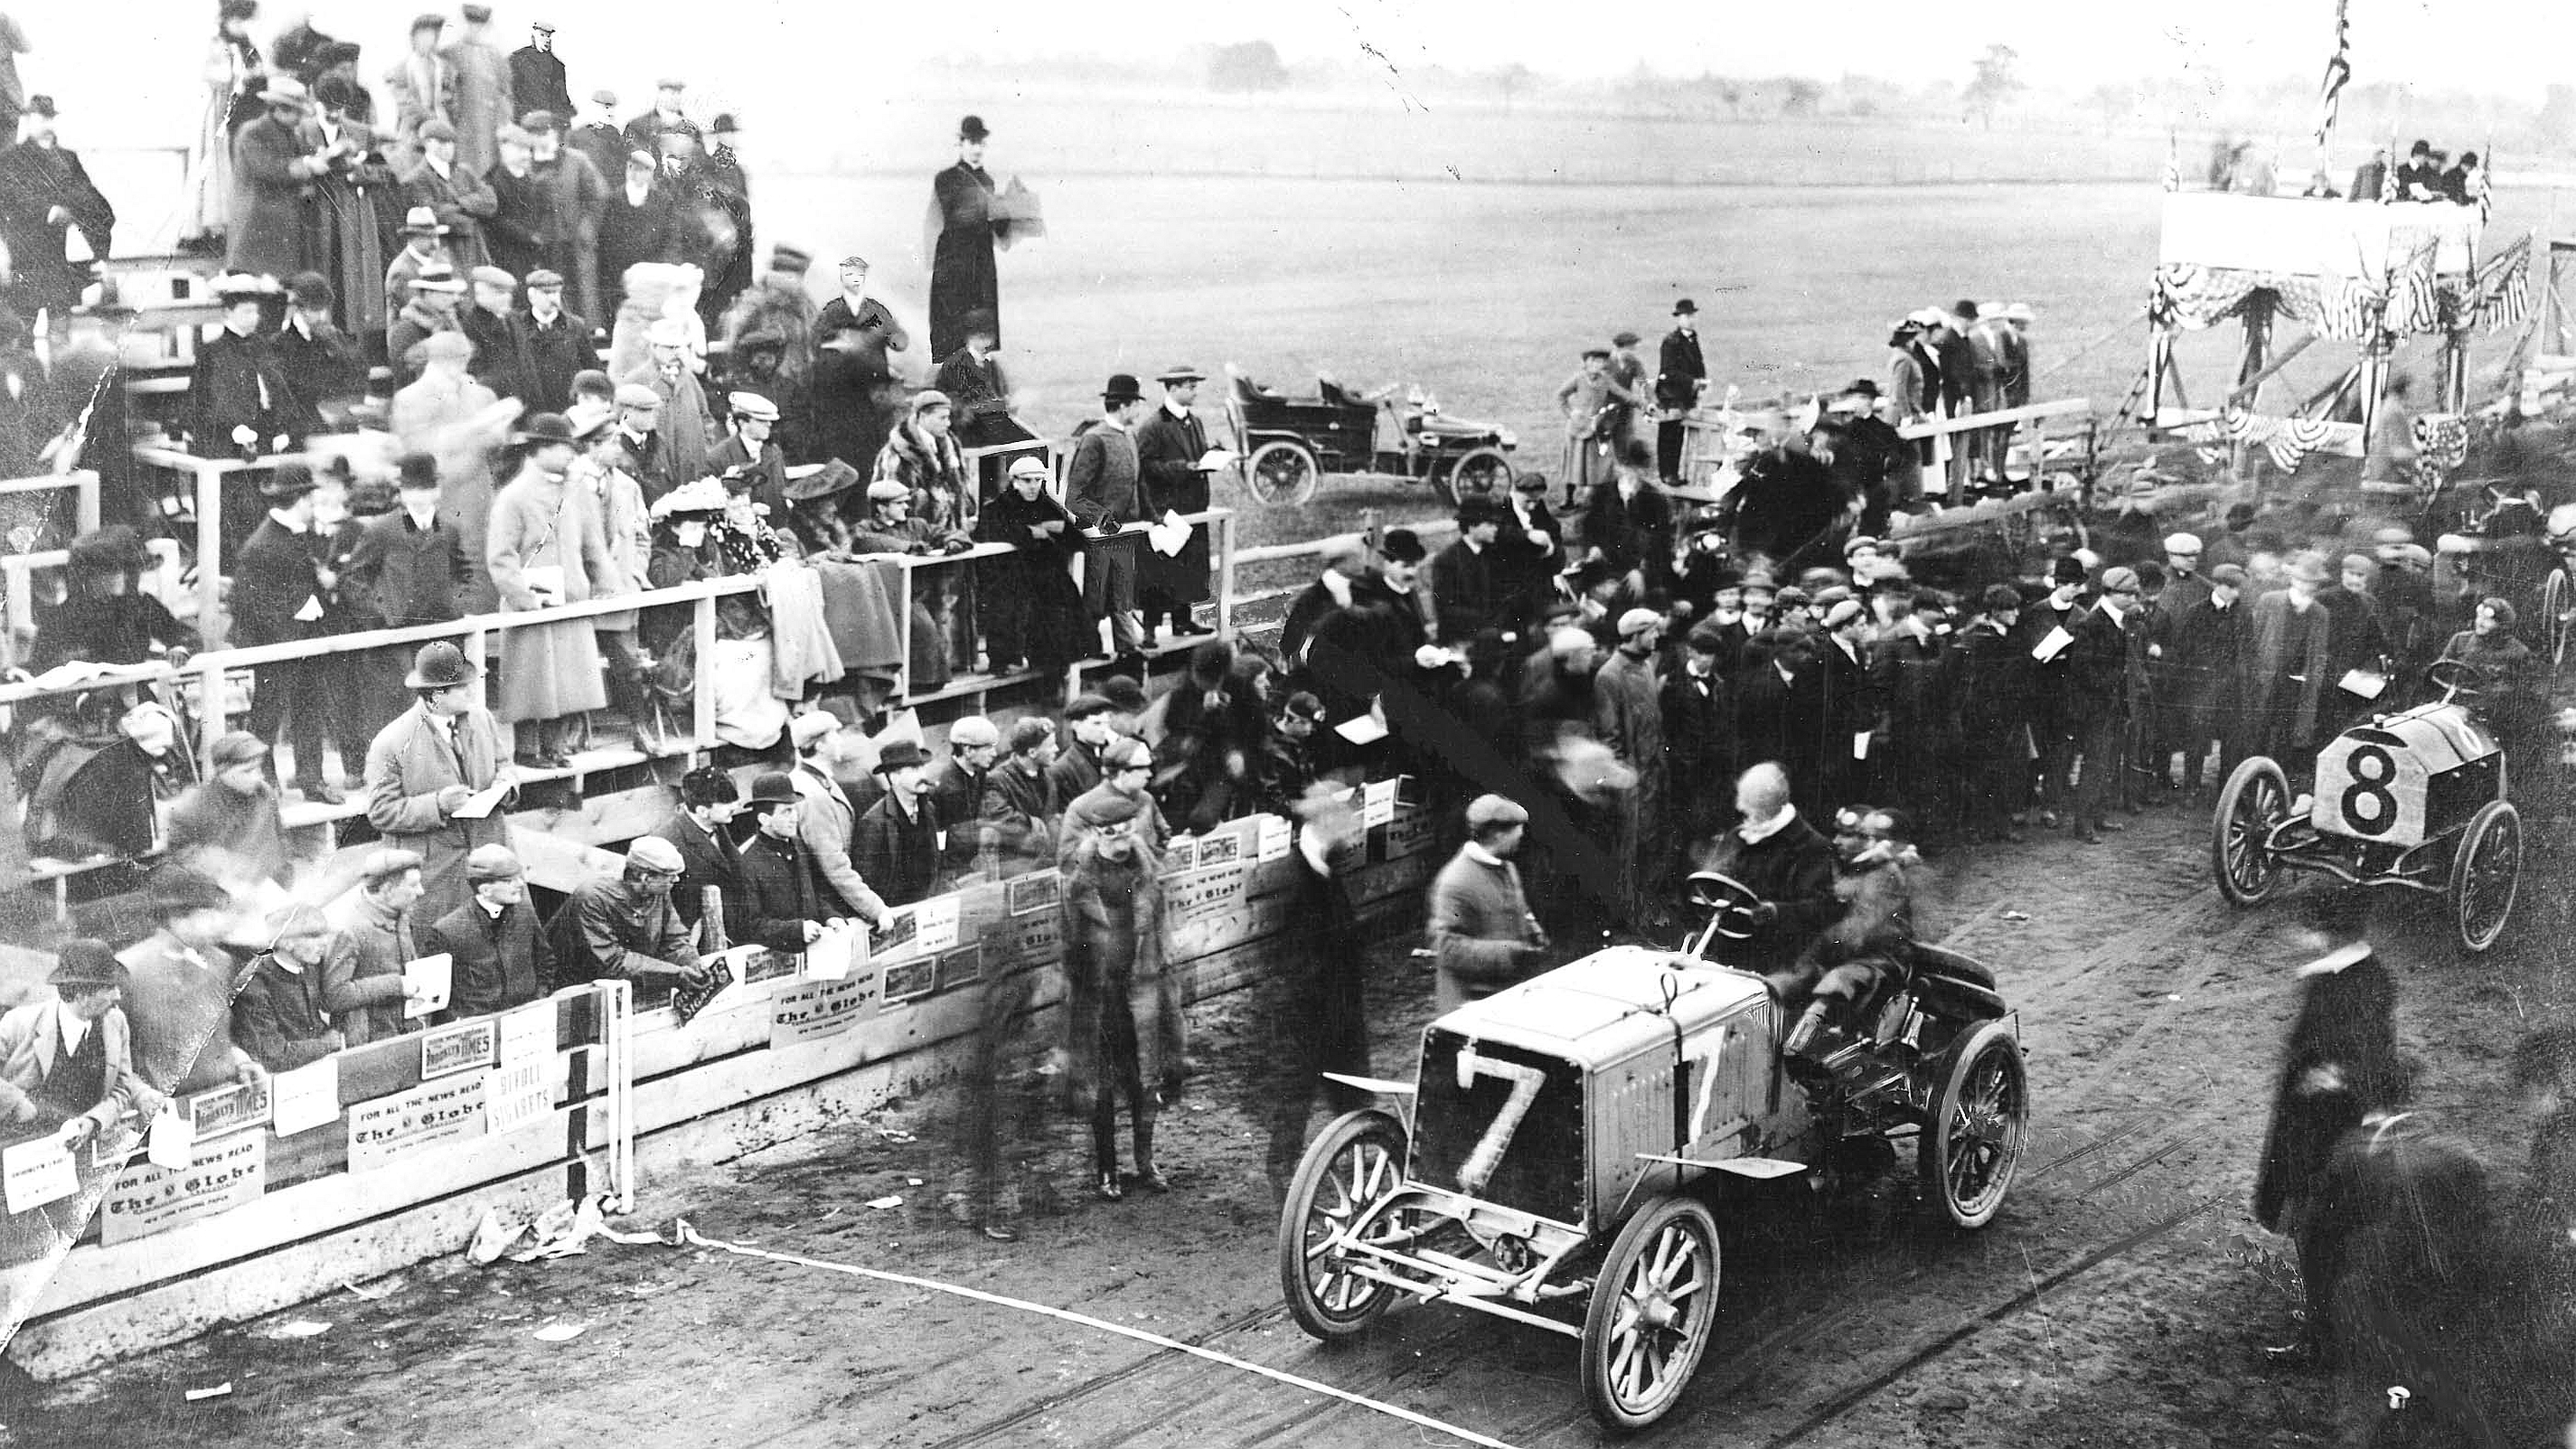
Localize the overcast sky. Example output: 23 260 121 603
27 0 2564 151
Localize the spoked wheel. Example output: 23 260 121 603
1242 439 1321 507
2211 756 2291 906
1434 445 1514 507
2545 567 2573 687
1581 1197 1721 1434
1919 1019 2027 1228
2448 799 2522 954
1279 1111 1412 1341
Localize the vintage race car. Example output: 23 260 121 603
2212 659 2524 951
1277 883 2026 1434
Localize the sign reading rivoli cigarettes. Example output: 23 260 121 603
99 1133 267 1247
347 1074 488 1172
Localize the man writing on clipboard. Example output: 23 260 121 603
364 640 518 927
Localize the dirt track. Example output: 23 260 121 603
5 806 2566 1449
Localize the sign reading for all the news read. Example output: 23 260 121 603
346 1074 488 1172
769 976 875 1049
99 1132 267 1247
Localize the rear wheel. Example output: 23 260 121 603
1279 1111 1410 1341
1243 439 1321 508
1581 1197 1721 1433
2212 756 2291 906
2448 799 2521 954
2544 567 2572 686
1919 1019 2027 1229
1435 445 1514 507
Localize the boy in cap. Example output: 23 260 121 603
231 906 343 1072
786 710 896 929
1048 693 1117 804
426 843 552 1020
933 718 1003 871
168 730 292 890
981 717 1062 874
1427 794 1551 1014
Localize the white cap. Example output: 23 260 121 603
2163 532 2203 554
625 835 683 872
1616 607 1662 639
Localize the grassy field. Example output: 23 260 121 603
767 165 2563 554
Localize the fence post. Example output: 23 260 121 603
1215 510 1236 639
692 590 718 747
73 469 99 535
195 654 227 778
193 460 221 646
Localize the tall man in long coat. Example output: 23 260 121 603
0 98 114 325
441 5 513 178
1652 298 1705 484
929 115 1004 362
1594 608 1669 926
523 115 608 323
298 79 395 350
1068 375 1148 666
365 640 513 929
1133 363 1218 641
2242 552 2336 773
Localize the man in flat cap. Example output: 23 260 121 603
550 836 712 993
440 4 513 176
1427 795 1551 1014
507 267 595 414
324 847 435 1045
710 390 789 518
623 79 699 156
461 263 533 398
232 906 342 1072
399 118 495 272
596 147 679 318
0 96 114 329
1653 300 1707 485
2066 565 2152 842
1134 363 1222 642
0 940 161 1153
569 89 625 185
1069 373 1151 670
510 20 572 127
786 710 895 929
426 843 552 1020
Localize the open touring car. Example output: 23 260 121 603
2211 658 2524 952
1223 366 1517 508
1276 878 2027 1433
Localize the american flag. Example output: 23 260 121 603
2472 233 2532 332
2474 146 2493 224
2313 0 2352 161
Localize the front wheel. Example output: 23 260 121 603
2212 756 2291 906
1279 1110 1411 1341
1242 439 1321 508
1581 1196 1722 1434
1435 446 1514 508
2544 567 2572 687
2448 799 2521 954
1919 1019 2027 1228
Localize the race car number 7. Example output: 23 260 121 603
1454 1044 1545 1196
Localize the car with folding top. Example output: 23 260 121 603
1277 887 2027 1435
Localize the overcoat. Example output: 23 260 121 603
1133 404 1213 605
929 162 1001 360
485 463 613 723
364 700 511 927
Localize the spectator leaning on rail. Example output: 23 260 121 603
786 710 895 930
654 766 746 947
325 848 436 1046
548 835 711 994
232 903 343 1072
365 640 516 929
1426 794 1551 1014
854 739 945 908
120 865 264 1096
424 843 551 1021
735 772 833 957
981 716 1060 875
0 940 161 1153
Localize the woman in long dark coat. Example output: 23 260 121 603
1245 791 1374 1199
972 455 1092 675
927 116 1001 362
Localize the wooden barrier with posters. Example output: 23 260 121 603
1 794 1437 1379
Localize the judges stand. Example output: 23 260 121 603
2137 186 2517 490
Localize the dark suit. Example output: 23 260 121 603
0 138 114 320
230 955 338 1072
235 516 335 787
1951 618 2032 833
1430 537 1507 645
509 307 596 416
736 831 825 956
852 795 943 908
461 303 531 400
1492 494 1565 627
1653 326 1706 480
594 182 679 315
1793 635 1877 820
189 326 312 457
424 899 550 1021
654 813 745 944
271 317 367 423
1133 403 1213 624
1696 812 1837 976
2069 603 2150 826
509 45 572 125
350 509 466 627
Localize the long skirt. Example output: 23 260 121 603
494 611 606 723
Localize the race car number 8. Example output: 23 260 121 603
2340 744 2397 836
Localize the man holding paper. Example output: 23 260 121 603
0 941 162 1151
366 640 515 927
736 773 833 955
323 849 438 1045
1133 363 1226 643
550 839 713 993
425 844 551 1021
